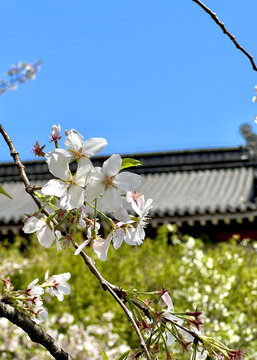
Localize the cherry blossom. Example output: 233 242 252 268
49 124 61 142
126 191 144 214
111 224 137 250
87 154 141 212
23 216 60 249
46 129 107 172
25 278 44 298
44 272 71 301
42 158 93 210
130 197 153 245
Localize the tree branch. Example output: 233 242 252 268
73 242 152 360
0 124 152 360
0 301 73 360
0 124 45 210
192 0 257 71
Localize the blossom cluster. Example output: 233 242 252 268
24 124 153 261
0 61 41 95
122 288 243 360
1 272 71 322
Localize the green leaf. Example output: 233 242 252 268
101 350 109 360
115 350 131 360
120 158 143 170
0 186 13 199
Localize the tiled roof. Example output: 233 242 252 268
140 167 256 218
0 146 257 226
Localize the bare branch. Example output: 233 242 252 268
0 301 73 360
0 124 45 211
192 0 257 71
0 124 152 360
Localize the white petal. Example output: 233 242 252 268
66 185 85 209
92 234 112 261
46 149 70 178
180 328 194 343
27 278 39 289
113 205 131 222
64 129 83 151
82 137 107 157
49 273 71 283
141 198 153 216
57 283 71 295
166 332 174 346
132 226 144 245
126 191 144 215
103 154 121 177
161 292 174 310
55 230 62 251
112 229 124 250
85 181 105 203
42 179 68 197
195 350 208 360
53 288 64 301
37 225 56 248
163 313 183 325
124 228 138 246
44 270 49 281
75 158 93 186
74 239 90 255
115 172 141 191
102 187 122 212
23 217 44 234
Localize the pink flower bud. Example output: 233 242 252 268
50 124 61 142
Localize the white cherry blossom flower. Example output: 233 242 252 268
159 292 184 328
130 197 153 245
112 224 137 250
44 272 71 301
126 191 144 215
86 154 141 212
46 129 107 171
23 216 59 249
42 158 93 210
26 278 44 298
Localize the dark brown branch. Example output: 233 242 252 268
0 124 152 360
0 301 73 360
192 0 257 71
0 124 45 210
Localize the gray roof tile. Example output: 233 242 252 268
0 167 255 224
139 167 255 217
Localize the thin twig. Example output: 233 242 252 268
192 0 257 71
0 124 152 360
74 242 152 360
0 301 73 360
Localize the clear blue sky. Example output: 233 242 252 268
1 1 257 162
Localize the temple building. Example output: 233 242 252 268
1 124 257 241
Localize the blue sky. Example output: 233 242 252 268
1 1 257 162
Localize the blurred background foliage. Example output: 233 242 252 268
1 225 257 359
